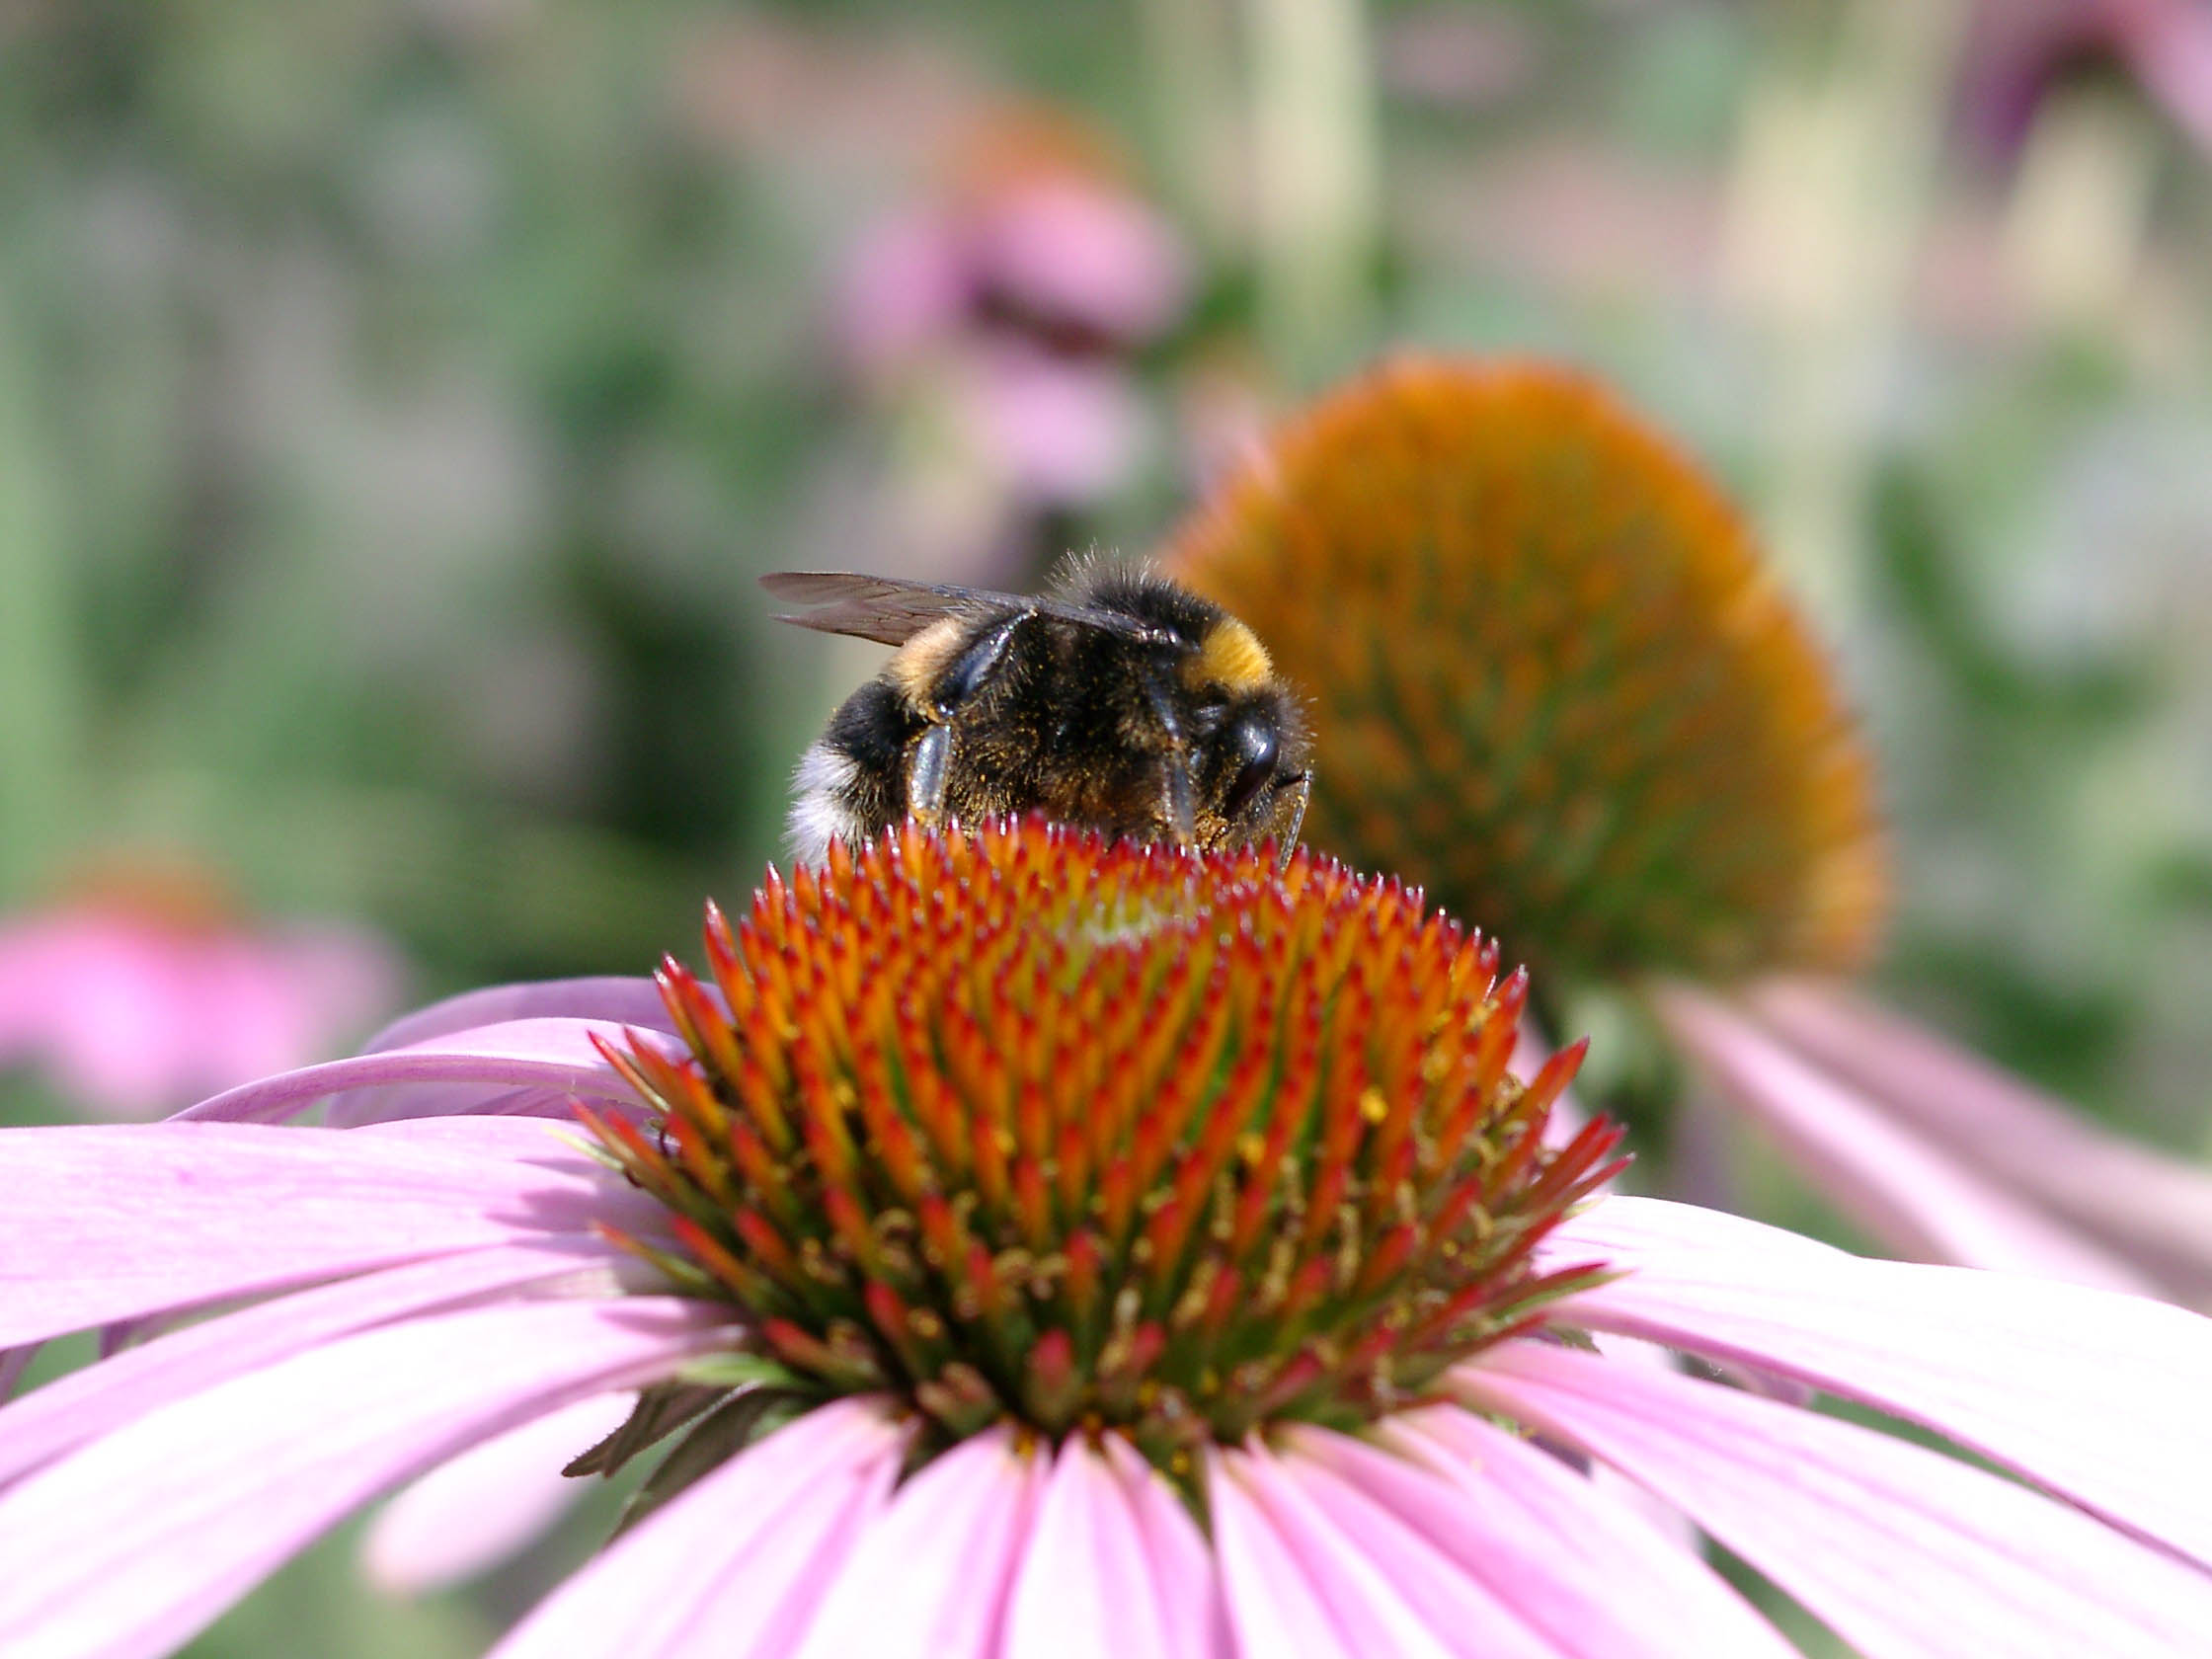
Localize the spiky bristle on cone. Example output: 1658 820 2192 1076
1165 356 1888 984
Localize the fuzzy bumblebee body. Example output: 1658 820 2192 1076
769 566 1311 865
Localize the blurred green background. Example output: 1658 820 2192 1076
3 0 2210 1648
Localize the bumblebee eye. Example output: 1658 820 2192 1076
1221 714 1279 818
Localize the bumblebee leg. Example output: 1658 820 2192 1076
1160 749 1196 844
908 723 952 823
1277 772 1311 870
928 616 1022 718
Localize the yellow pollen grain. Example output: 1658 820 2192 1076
1237 1131 1268 1165
1192 618 1273 693
1359 1087 1389 1125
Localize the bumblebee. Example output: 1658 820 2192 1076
766 564 1312 866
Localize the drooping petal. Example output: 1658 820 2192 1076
1462 1342 2212 1659
1547 1194 2212 1570
0 1298 733 1659
1749 978 2212 1294
0 1118 658 1347
1308 1418 1796 1659
172 1018 682 1125
0 1240 631 1487
1654 981 2152 1290
1002 1440 1183 1659
362 1392 637 1594
792 1425 1044 1659
329 983 686 1126
1096 1438 1223 1659
359 978 677 1053
486 1397 905 1659
1229 1445 1556 1658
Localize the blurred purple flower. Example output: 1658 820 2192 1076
0 875 402 1120
832 109 1189 513
960 343 1148 506
1965 0 2212 161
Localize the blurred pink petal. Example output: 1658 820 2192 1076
1748 977 2212 1294
1462 1342 2212 1658
487 1397 904 1658
0 1299 732 1658
363 1392 639 1595
964 345 1148 504
792 1425 1043 1659
0 1117 650 1346
973 181 1189 343
1550 1194 2212 1567
1002 1438 1193 1659
835 208 973 372
1652 981 2154 1291
0 908 401 1119
2108 0 2212 155
1096 1436 1222 1659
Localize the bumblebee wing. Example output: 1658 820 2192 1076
761 571 1167 646
760 572 1014 646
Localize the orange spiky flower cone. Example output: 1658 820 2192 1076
585 817 1620 1488
1164 356 1888 986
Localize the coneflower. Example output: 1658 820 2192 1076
1165 355 2212 1300
3 819 2208 1656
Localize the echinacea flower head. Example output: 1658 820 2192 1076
1165 356 1888 985
6 818 2212 1658
1166 355 2212 1302
587 818 1613 1475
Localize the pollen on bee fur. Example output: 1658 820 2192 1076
888 616 971 707
1191 618 1273 693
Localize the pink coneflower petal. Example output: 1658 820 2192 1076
498 1406 910 1659
792 1425 1043 1659
1001 1438 1193 1659
1747 978 2212 1294
359 977 677 1054
1096 1437 1222 1659
1550 1195 2212 1567
1228 1445 1559 1658
175 1018 680 1124
0 1118 655 1347
1363 1412 1798 1658
486 1398 905 1658
1653 982 2152 1291
0 1241 631 1488
1205 1446 1368 1659
0 1299 732 1659
362 1392 638 1595
1463 1342 2212 1659
1215 1443 1490 1658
